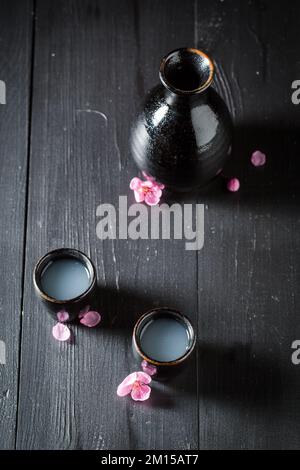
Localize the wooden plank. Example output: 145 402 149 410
195 0 300 449
0 0 33 450
16 0 198 449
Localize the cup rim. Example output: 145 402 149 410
159 47 214 96
133 307 196 366
33 248 97 304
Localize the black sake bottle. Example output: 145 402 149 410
130 48 233 191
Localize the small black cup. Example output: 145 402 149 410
33 248 97 322
132 307 196 378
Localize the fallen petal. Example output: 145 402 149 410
79 311 101 327
142 172 165 189
117 372 138 397
251 150 266 167
141 360 157 376
227 177 240 192
136 371 152 384
141 180 154 189
117 382 134 397
56 310 69 322
144 189 161 206
133 189 145 203
130 177 142 190
131 383 151 401
120 372 138 386
52 323 71 342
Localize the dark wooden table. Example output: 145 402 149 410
0 0 299 450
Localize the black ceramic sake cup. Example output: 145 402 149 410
33 248 97 322
132 307 196 379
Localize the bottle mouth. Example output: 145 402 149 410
133 307 196 367
159 48 214 95
33 248 96 304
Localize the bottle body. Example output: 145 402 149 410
131 85 232 191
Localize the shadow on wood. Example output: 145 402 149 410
197 342 283 409
163 123 300 209
79 284 180 334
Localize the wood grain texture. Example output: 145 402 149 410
195 0 300 450
0 0 33 450
2 0 298 450
16 0 198 450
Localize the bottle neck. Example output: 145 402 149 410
163 86 209 107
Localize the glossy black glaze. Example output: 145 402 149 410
33 248 97 322
130 48 233 191
132 307 196 380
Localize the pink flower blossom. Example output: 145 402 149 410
79 311 101 327
130 177 164 206
141 360 157 376
227 177 240 192
52 322 71 341
142 172 165 189
117 371 152 401
251 150 266 167
78 305 101 327
56 310 69 322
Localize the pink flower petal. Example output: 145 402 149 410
144 189 162 206
227 177 240 192
117 382 134 397
52 322 71 341
151 182 164 191
122 372 139 386
117 372 138 397
130 174 164 206
141 360 157 376
117 372 152 400
133 189 145 203
56 310 69 322
142 172 165 189
141 180 153 189
130 177 142 190
135 371 152 384
154 187 162 198
251 150 266 167
150 180 165 191
79 311 101 327
131 383 151 401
